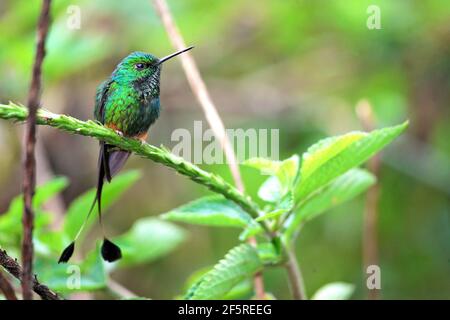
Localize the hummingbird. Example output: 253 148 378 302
58 46 194 264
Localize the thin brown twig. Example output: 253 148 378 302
356 99 381 300
284 243 306 300
248 236 265 299
0 268 18 300
0 249 61 300
151 0 244 192
151 0 266 299
21 0 52 300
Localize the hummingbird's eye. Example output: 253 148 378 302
135 63 146 70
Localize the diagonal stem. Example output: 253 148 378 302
0 103 267 227
151 0 244 192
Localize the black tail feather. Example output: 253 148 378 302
97 142 106 224
57 143 130 263
58 241 75 264
101 238 122 262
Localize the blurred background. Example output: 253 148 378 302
0 0 449 299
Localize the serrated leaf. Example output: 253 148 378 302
181 266 253 300
161 195 257 229
312 282 355 300
295 122 408 202
246 155 300 203
63 170 141 240
182 265 213 293
114 218 186 267
185 244 263 300
284 169 375 241
300 134 364 183
223 279 253 300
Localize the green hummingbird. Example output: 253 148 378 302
58 46 194 264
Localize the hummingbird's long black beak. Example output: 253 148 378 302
158 46 194 65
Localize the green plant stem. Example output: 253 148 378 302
0 102 266 225
284 243 306 300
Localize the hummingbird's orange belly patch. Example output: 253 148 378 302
135 131 148 142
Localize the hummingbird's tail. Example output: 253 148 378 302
58 143 129 264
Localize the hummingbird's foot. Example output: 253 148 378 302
134 132 148 145
114 130 124 137
139 138 147 145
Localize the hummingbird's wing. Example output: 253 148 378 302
94 79 113 123
94 79 116 181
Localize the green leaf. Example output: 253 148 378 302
238 224 264 241
295 122 408 202
255 208 286 222
243 157 282 175
245 155 300 203
223 279 253 300
256 193 294 222
181 266 253 300
311 282 355 300
33 177 69 208
257 242 282 264
0 177 69 245
114 218 185 267
161 195 257 229
244 155 299 184
276 155 300 188
185 244 263 300
34 230 67 256
63 170 141 240
0 176 68 223
182 265 213 293
258 176 283 203
284 169 375 241
34 249 106 293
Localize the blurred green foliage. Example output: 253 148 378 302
0 172 185 296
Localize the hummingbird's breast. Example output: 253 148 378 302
123 95 160 137
104 83 160 138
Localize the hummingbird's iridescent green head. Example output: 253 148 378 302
112 52 160 85
112 46 194 86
